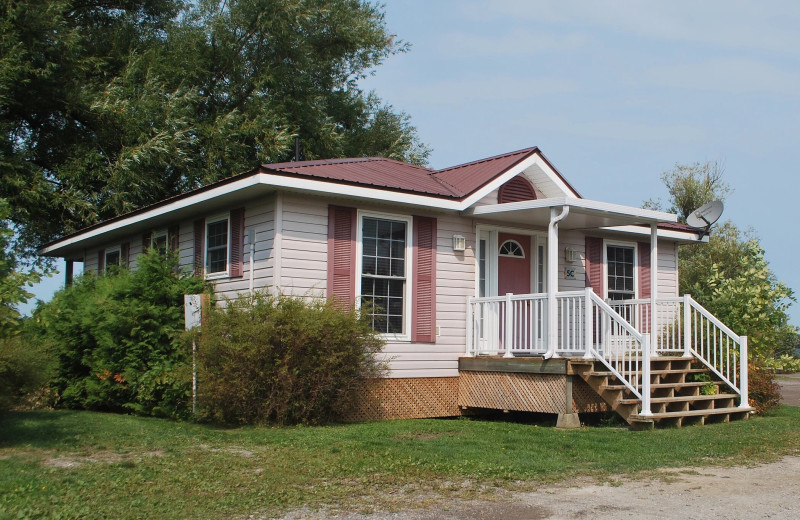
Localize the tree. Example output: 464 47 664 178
643 160 731 222
647 162 797 359
0 200 43 336
1 0 429 259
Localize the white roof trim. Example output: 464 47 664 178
601 225 708 243
40 164 682 256
39 173 464 255
530 153 581 198
465 197 677 224
39 175 264 255
458 150 580 209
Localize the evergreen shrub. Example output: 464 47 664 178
32 250 206 418
197 292 385 425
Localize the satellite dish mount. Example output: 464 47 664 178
686 201 724 239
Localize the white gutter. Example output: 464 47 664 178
544 206 570 360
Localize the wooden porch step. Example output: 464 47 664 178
618 393 739 405
630 406 754 422
586 368 708 377
601 381 720 392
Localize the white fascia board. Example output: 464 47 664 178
39 175 266 255
465 197 677 224
458 153 541 208
259 173 463 210
40 173 464 255
600 225 709 243
530 153 581 198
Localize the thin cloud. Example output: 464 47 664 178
438 28 588 57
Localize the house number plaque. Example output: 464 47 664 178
564 267 576 280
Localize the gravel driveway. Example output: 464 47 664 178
280 376 800 520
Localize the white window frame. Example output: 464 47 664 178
104 245 122 269
602 240 638 300
355 210 413 342
204 213 231 279
152 228 168 253
498 239 525 258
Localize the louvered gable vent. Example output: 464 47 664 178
498 176 537 204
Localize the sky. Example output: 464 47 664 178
21 0 800 325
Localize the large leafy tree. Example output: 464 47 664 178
1 0 429 258
646 162 797 359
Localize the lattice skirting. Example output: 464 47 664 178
344 377 460 421
458 371 608 414
343 373 607 421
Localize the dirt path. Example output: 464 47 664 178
777 373 800 406
282 456 800 519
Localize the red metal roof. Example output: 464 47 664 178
432 147 539 196
264 157 460 198
262 147 554 199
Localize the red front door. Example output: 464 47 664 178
497 233 531 295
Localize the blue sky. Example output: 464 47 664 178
22 0 800 325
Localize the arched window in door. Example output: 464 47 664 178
499 240 525 258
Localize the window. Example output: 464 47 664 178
607 244 635 301
105 246 121 269
478 238 487 297
499 240 525 257
152 229 168 254
206 216 229 275
359 215 409 335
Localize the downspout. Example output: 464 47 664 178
544 205 570 359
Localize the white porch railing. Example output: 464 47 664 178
466 290 749 410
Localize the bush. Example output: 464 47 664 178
748 360 781 414
31 250 206 418
762 355 800 374
197 292 385 425
0 334 52 412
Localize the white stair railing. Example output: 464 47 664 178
685 297 749 408
585 289 651 415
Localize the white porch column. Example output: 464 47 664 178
545 206 569 359
650 223 658 355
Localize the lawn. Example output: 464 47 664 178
2 408 800 519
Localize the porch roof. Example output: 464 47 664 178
464 197 700 241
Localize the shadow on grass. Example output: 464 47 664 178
0 410 89 449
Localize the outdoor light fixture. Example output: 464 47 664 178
565 247 579 263
452 235 466 251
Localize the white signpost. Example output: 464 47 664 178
184 294 203 414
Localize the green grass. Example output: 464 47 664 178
2 408 800 519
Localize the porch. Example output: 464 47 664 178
462 290 753 427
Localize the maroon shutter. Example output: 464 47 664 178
142 232 151 254
230 208 245 277
121 242 130 268
412 216 437 343
169 225 180 252
327 205 357 307
97 249 105 275
498 176 537 204
638 242 651 299
585 237 604 296
193 219 205 276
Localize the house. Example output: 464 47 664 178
40 147 752 428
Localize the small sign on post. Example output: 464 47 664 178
185 294 203 331
184 294 204 415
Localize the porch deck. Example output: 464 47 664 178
463 290 753 427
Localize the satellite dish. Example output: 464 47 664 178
686 200 724 237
